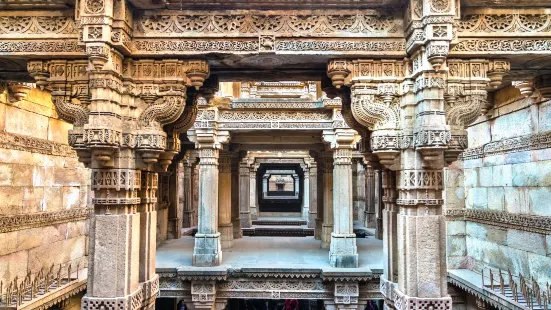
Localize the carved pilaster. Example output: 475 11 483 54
218 151 233 249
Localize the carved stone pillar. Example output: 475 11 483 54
231 152 242 239
191 281 217 310
239 157 252 228
365 166 376 228
182 152 195 228
353 159 367 225
315 157 324 240
192 161 200 227
380 169 398 308
249 164 258 220
323 129 360 268
218 151 233 249
168 161 184 239
308 158 318 229
324 282 363 310
302 167 310 220
320 151 334 250
188 129 230 267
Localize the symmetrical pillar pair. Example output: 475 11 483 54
326 0 511 301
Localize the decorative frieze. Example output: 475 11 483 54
0 131 77 157
445 209 551 235
0 40 84 54
0 15 78 36
0 208 91 233
217 279 333 300
135 12 402 37
457 14 551 34
451 39 551 53
461 130 551 160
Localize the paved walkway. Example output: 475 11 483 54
156 236 383 271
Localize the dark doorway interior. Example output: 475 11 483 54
257 163 303 213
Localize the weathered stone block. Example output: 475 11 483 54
487 187 505 211
447 236 466 257
22 186 44 213
27 235 86 273
466 222 506 245
479 167 493 187
0 149 34 165
447 221 466 236
0 163 12 185
48 118 72 144
0 186 24 214
463 159 482 169
466 187 487 209
463 169 478 188
527 253 551 287
503 187 530 214
532 149 551 162
0 249 29 281
512 161 551 187
492 165 513 187
12 164 34 186
54 167 82 186
491 108 534 141
4 106 49 139
62 186 81 209
506 229 547 256
0 103 6 131
467 122 491 148
529 187 551 216
43 187 63 211
538 100 551 131
0 230 18 256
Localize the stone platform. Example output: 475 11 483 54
156 236 384 302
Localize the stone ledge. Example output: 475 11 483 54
0 208 91 233
17 279 86 310
444 209 551 235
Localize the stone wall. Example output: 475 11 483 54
447 86 551 287
0 87 90 284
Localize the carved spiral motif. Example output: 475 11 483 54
52 97 90 127
139 96 186 127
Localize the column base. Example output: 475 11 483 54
329 233 358 268
193 233 222 267
250 206 258 220
240 212 251 228
321 224 333 249
314 218 323 240
219 223 234 248
308 211 317 228
232 217 242 239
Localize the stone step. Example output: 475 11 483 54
251 219 308 226
242 227 314 237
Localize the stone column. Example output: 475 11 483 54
354 159 367 225
324 128 360 268
292 174 300 197
192 162 200 227
302 167 310 220
374 169 383 240
182 153 195 228
249 164 258 220
218 151 233 248
189 129 230 267
320 151 333 249
365 166 376 228
168 162 184 239
315 157 324 240
139 171 159 309
231 153 242 239
308 159 318 229
380 169 398 304
239 157 252 228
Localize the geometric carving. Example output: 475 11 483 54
0 208 91 233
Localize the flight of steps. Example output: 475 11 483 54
485 285 548 310
242 218 313 237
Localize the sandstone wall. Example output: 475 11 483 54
447 86 551 287
0 87 90 284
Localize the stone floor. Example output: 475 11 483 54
156 236 383 271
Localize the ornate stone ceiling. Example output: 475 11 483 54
0 0 74 9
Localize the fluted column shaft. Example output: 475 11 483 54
302 169 310 220
321 152 333 249
239 161 251 228
249 166 258 220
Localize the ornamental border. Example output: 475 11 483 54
0 131 77 158
460 130 551 160
444 209 551 235
0 208 91 233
